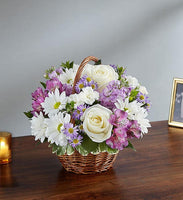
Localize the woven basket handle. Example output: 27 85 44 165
72 56 99 94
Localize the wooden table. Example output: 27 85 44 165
1 121 183 200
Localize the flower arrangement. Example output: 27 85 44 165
24 56 151 157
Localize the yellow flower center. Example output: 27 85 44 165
54 102 61 109
82 108 86 112
57 123 63 133
91 84 95 89
73 139 79 144
79 83 84 89
140 95 144 100
67 79 72 84
79 125 83 130
68 128 74 134
86 77 91 82
124 108 128 111
77 110 80 114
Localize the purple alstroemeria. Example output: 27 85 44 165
32 87 45 101
127 120 141 139
109 109 129 127
106 128 128 151
46 78 63 93
31 87 47 116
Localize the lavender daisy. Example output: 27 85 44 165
73 104 88 120
69 135 83 148
64 123 79 140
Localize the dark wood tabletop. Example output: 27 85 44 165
1 121 183 200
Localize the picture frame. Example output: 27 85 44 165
168 78 183 128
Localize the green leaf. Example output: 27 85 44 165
106 145 119 154
66 144 75 155
129 89 139 102
99 142 118 154
40 82 46 89
94 59 101 65
44 66 55 79
81 134 99 154
70 101 75 109
126 141 136 151
99 142 108 152
57 146 67 155
24 111 33 119
61 61 74 70
51 143 59 153
130 89 139 97
76 145 88 156
117 66 126 81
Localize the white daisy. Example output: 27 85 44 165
115 98 143 120
45 112 71 146
31 112 47 143
80 87 99 105
134 109 151 135
115 97 151 135
139 85 148 95
68 93 84 108
41 88 67 117
58 64 79 85
126 75 139 88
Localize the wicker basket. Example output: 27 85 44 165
58 56 118 174
58 151 118 174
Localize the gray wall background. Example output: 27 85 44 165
0 0 183 137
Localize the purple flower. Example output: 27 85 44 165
75 80 85 93
100 80 131 110
78 124 84 133
127 120 141 139
110 64 117 71
32 87 45 101
75 75 98 93
88 80 98 91
109 109 129 127
46 78 63 93
73 105 88 120
64 123 79 140
106 128 128 150
48 71 58 79
62 84 73 96
70 135 83 148
136 92 151 111
56 67 63 75
31 87 47 116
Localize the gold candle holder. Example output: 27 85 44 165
0 132 12 164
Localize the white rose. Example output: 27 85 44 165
126 75 139 88
83 64 118 91
139 86 148 95
82 104 113 143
